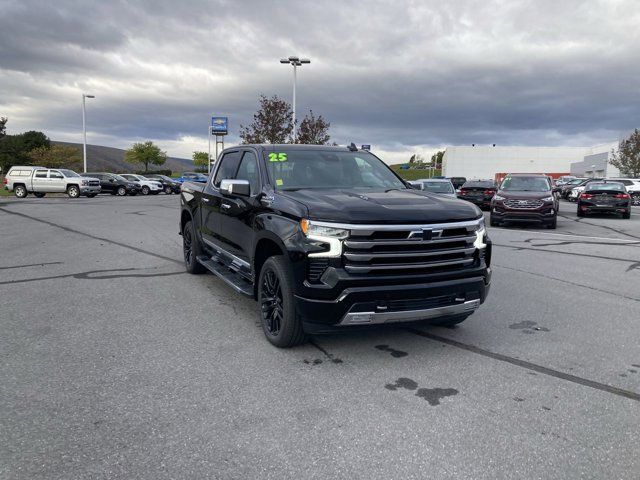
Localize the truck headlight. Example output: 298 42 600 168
300 219 348 258
473 218 487 249
81 179 89 186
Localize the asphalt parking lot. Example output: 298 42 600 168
1 195 639 479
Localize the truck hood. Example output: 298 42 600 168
279 188 481 224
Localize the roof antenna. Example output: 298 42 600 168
348 142 358 151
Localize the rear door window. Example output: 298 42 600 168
34 170 48 178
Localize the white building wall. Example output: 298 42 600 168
569 142 619 177
442 146 591 180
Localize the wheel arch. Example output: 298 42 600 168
253 234 287 299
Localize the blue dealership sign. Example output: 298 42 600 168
211 116 228 135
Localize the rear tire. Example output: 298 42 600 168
577 208 584 217
258 256 306 348
33 192 46 198
546 216 557 229
86 194 97 198
182 220 206 274
67 185 80 198
14 185 27 198
622 211 631 219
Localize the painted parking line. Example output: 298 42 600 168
488 229 640 243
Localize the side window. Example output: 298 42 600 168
213 152 241 187
49 170 63 179
34 170 48 178
236 151 260 195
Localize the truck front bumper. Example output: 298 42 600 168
80 186 101 195
295 274 490 334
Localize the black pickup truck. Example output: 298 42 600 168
179 144 491 347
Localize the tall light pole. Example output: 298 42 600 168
82 93 95 173
280 56 310 142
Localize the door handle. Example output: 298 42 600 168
221 203 231 210
202 198 210 203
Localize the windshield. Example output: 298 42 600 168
137 175 148 180
59 169 79 177
567 179 585 185
500 176 550 192
422 181 454 193
265 150 405 190
112 175 128 182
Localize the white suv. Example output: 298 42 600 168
609 178 640 205
120 174 163 195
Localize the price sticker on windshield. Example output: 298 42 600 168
269 153 287 162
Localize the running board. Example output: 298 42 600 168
196 255 253 297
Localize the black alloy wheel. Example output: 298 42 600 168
257 256 306 348
182 220 205 274
261 269 284 337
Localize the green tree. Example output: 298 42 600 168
124 141 167 172
0 130 50 173
192 151 209 172
296 110 331 145
431 150 445 169
239 94 293 144
0 117 7 138
610 129 640 178
28 144 82 170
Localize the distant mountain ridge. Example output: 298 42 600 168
53 141 193 173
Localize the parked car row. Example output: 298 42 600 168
3 165 205 198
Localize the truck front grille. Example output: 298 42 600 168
88 180 100 187
503 199 544 209
342 220 480 276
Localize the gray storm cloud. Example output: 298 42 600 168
1 0 638 160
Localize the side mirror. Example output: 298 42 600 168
220 179 250 197
407 181 423 190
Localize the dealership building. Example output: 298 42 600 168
442 143 619 181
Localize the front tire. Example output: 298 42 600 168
622 211 631 219
67 185 80 198
164 186 173 194
182 220 206 274
489 214 500 227
577 208 585 217
546 216 557 229
431 314 471 328
14 185 27 198
141 186 150 195
86 193 97 198
117 186 127 196
33 192 46 198
258 256 306 348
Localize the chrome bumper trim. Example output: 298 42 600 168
338 299 480 326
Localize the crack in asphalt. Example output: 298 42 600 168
493 242 640 268
0 206 182 265
492 264 640 302
406 328 640 402
308 339 343 364
0 261 63 270
0 268 186 285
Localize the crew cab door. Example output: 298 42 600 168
218 150 262 264
48 170 67 192
200 150 241 253
31 169 50 191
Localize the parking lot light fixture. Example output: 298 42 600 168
280 56 311 141
82 93 95 173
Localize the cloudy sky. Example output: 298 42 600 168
1 0 639 163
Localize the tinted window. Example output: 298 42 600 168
34 170 48 178
586 183 624 191
500 176 550 192
59 169 79 177
213 152 241 187
236 151 260 195
462 181 494 188
49 170 63 179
